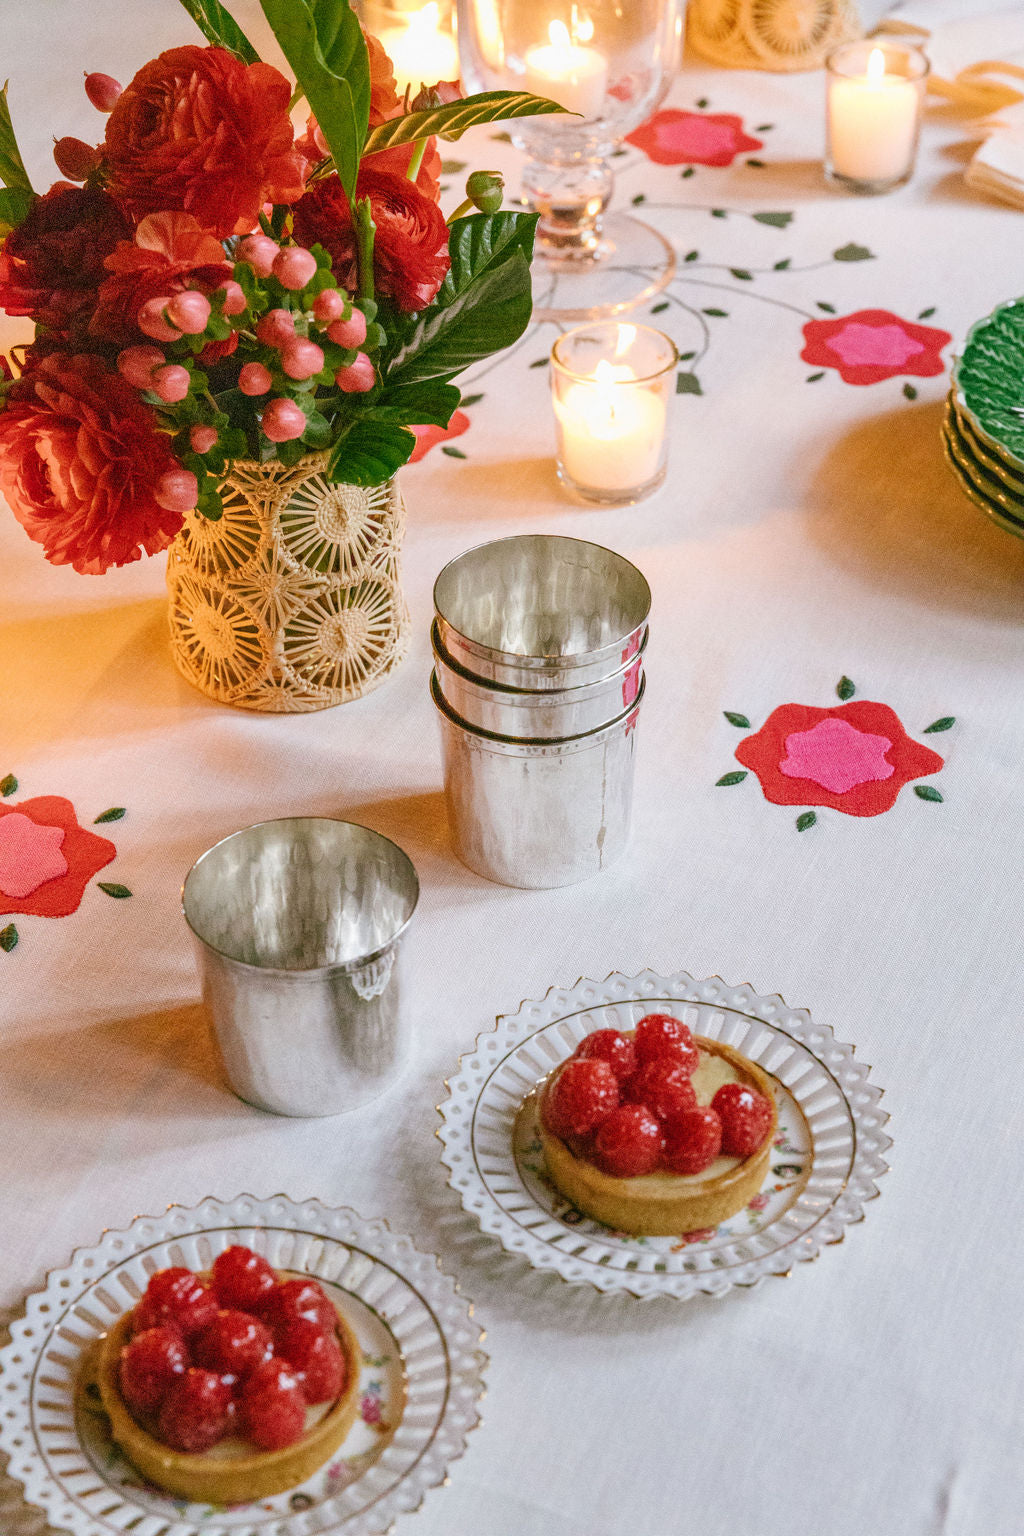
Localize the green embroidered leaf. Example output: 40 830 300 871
0 774 17 796
459 391 485 408
328 418 416 483
0 922 17 953
681 166 695 178
796 811 817 831
490 130 512 143
631 193 646 205
716 771 748 786
833 242 874 262
710 208 727 219
94 807 126 824
914 784 943 802
98 882 133 898
903 383 918 400
363 91 568 153
836 675 856 700
696 97 709 109
918 306 936 319
703 307 728 317
676 371 702 395
817 301 836 313
0 185 34 235
746 158 765 168
440 159 467 173
923 716 955 733
441 444 467 458
774 258 791 270
679 350 696 361
650 301 669 314
752 211 792 228
723 711 750 728
755 123 774 132
730 268 753 280
684 249 700 262
0 82 34 196
806 371 825 382
529 356 549 368
178 0 260 59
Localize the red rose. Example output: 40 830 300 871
0 351 183 573
92 212 232 343
0 185 131 336
103 46 306 237
292 170 450 312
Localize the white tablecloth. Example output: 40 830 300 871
2 4 1023 1534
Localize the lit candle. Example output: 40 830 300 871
553 357 666 495
524 19 608 120
378 3 459 95
827 45 924 188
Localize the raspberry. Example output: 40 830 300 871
275 1318 346 1404
211 1246 277 1311
634 1013 698 1072
240 1359 307 1450
712 1083 773 1156
192 1310 273 1382
263 1278 335 1334
625 1059 698 1126
132 1268 218 1337
593 1104 663 1177
576 1029 637 1082
543 1058 619 1139
157 1368 232 1452
663 1107 723 1175
118 1325 187 1417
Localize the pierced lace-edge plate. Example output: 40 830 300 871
437 971 890 1300
0 1195 486 1536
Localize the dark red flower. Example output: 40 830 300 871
0 185 131 336
0 796 116 917
292 170 450 312
0 350 183 573
800 309 952 385
408 407 469 461
92 212 232 344
103 46 306 237
626 110 762 166
735 701 944 817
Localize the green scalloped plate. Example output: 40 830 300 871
949 393 1024 491
951 297 1024 467
942 418 1024 539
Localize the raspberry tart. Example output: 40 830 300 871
537 1015 778 1236
94 1247 361 1502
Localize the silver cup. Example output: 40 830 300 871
182 819 419 1116
433 534 651 691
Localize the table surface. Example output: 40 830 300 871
2 3 1023 1535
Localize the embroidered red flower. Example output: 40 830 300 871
408 408 469 462
0 185 131 337
626 110 762 166
800 309 952 385
92 212 232 344
735 702 944 817
0 797 116 917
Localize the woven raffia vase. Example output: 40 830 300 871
687 0 861 71
166 452 410 712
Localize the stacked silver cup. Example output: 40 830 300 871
431 535 651 889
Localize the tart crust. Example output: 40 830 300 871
537 1034 778 1236
95 1282 362 1503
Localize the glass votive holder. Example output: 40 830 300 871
825 40 929 195
551 322 676 505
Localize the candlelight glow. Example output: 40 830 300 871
867 47 886 83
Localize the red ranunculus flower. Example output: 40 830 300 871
0 796 116 918
103 46 306 237
92 212 232 343
366 29 401 124
0 351 184 573
735 701 944 817
800 309 952 385
292 170 450 312
297 111 443 202
626 110 762 166
0 185 131 336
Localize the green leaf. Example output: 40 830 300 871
0 185 34 235
94 807 126 823
918 306 936 319
903 383 918 400
631 193 646 206
681 166 695 179
442 444 467 458
0 82 33 195
710 208 727 219
836 675 855 700
679 350 696 361
796 811 817 831
752 211 792 228
368 379 460 428
746 158 765 168
817 301 836 313
716 771 748 786
755 123 774 132
0 923 17 953
724 711 750 728
0 773 17 797
696 97 709 109
914 784 943 802
730 268 753 280
459 392 484 408
178 0 260 59
440 159 467 173
806 371 825 382
684 249 699 262
774 258 791 270
529 356 548 368
328 418 416 483
833 242 874 262
363 91 568 154
676 371 702 395
703 307 728 317
98 882 132 898
260 0 369 200
650 301 669 314
923 716 955 733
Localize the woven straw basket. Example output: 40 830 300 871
166 453 410 712
687 0 861 71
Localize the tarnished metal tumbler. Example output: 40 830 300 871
182 819 419 1116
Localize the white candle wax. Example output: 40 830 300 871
555 364 666 493
828 49 920 184
378 4 459 94
524 22 608 119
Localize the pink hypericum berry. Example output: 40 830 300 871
52 136 100 181
151 364 190 403
218 279 247 316
312 288 346 325
335 353 375 393
260 398 306 442
236 234 279 277
327 310 367 349
238 362 273 396
84 72 122 112
155 469 199 512
189 424 218 453
255 308 295 347
273 246 318 290
116 345 165 389
166 291 211 335
137 296 181 342
280 337 324 381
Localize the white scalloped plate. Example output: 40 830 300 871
0 1195 486 1536
437 971 890 1299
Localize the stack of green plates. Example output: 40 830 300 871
944 297 1024 539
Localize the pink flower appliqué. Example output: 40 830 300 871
408 408 470 463
801 309 951 385
779 717 894 795
0 813 68 897
0 796 116 916
626 110 762 167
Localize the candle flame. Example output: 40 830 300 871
549 19 571 48
594 359 616 385
571 4 595 42
867 47 886 82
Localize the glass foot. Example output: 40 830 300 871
531 214 677 324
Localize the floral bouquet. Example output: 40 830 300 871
0 0 561 575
